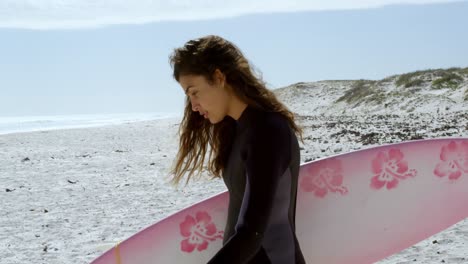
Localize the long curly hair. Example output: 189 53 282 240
168 35 303 186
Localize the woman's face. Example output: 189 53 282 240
178 70 231 124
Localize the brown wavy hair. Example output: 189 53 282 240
168 35 303 186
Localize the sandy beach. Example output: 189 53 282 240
1 112 467 264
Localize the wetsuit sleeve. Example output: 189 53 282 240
207 116 291 263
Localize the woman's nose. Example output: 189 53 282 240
191 99 199 112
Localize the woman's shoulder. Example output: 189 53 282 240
249 109 291 135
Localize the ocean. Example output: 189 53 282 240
0 112 180 135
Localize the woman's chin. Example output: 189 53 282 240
208 117 222 124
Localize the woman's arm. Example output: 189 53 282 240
207 116 292 263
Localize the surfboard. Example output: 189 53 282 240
90 138 468 263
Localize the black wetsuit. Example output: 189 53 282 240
207 105 306 264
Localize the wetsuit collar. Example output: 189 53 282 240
236 104 254 132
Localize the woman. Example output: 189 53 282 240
169 35 306 264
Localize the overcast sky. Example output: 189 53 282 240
1 0 467 117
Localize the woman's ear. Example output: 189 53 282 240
214 68 225 87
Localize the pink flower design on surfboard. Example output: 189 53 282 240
434 141 468 180
300 158 348 198
370 148 417 190
179 211 223 253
